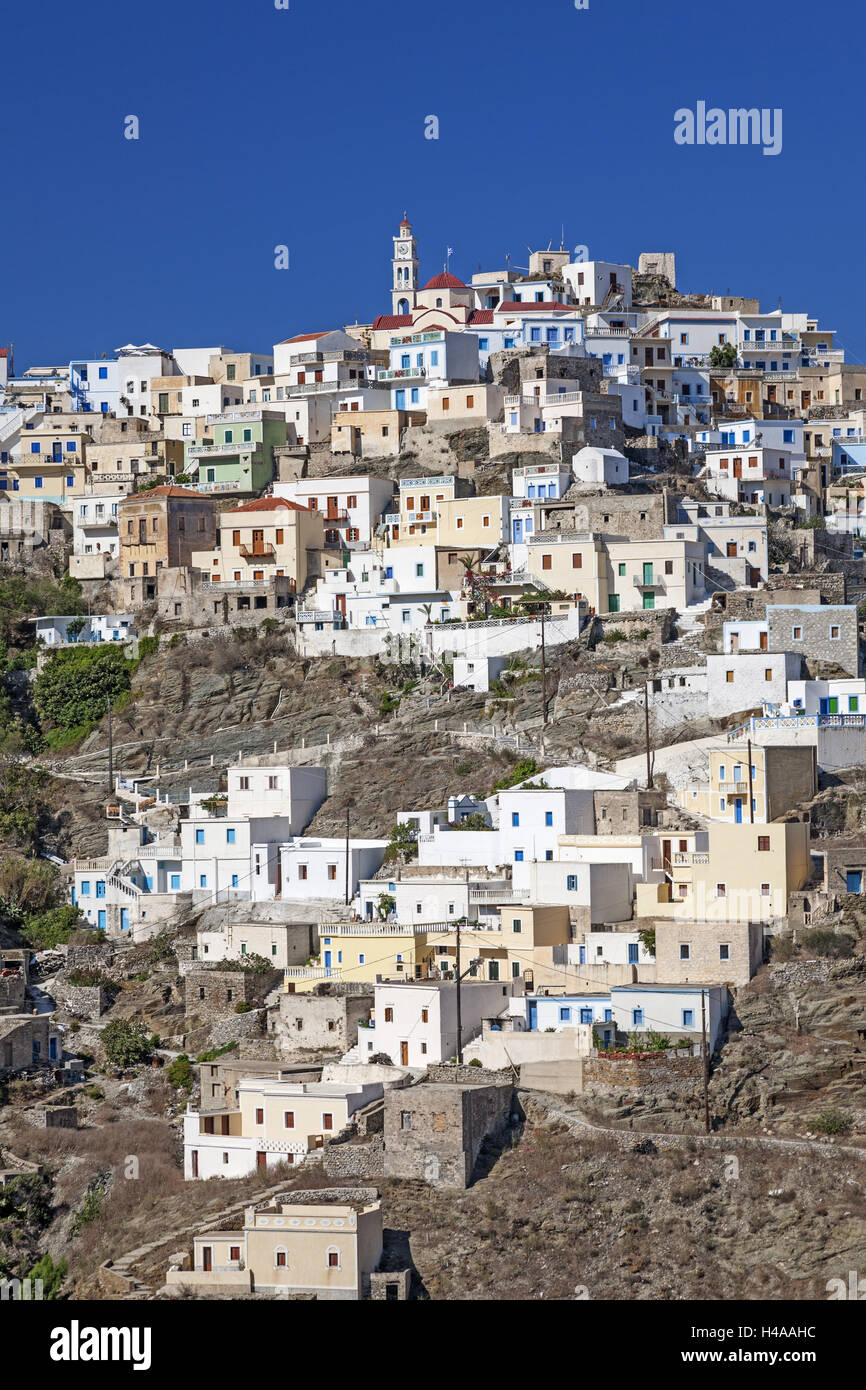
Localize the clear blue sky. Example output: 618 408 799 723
3 0 864 367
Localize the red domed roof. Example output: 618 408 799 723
422 271 467 291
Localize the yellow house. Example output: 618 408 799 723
190 496 324 591
306 909 571 989
166 1192 384 1300
12 418 91 504
435 494 509 549
678 744 817 824
637 821 810 923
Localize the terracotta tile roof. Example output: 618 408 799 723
371 315 413 331
222 496 313 514
278 331 332 344
468 310 494 325
123 485 210 500
422 271 467 290
497 301 575 313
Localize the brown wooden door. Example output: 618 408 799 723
662 839 672 871
202 1246 212 1272
726 542 737 557
256 1151 267 1169
759 632 768 650
733 458 742 479
400 1041 409 1066
252 529 264 553
191 1150 198 1178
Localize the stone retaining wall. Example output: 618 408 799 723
322 1135 385 1180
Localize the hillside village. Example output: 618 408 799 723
1 227 865 1302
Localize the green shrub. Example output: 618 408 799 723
813 1107 853 1136
20 905 82 950
799 928 854 959
467 1057 483 1067
195 1042 238 1063
166 1054 194 1090
27 1253 67 1300
235 1002 252 1014
71 1187 103 1236
493 758 539 792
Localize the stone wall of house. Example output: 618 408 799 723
0 1016 53 1073
384 1080 514 1188
204 1007 268 1048
54 980 111 1019
22 1105 79 1130
582 1053 702 1096
322 1135 385 1180
185 968 280 1024
272 990 373 1056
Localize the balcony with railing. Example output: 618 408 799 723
632 573 666 590
238 542 276 559
378 367 427 381
187 441 258 458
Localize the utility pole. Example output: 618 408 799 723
747 737 755 823
106 696 114 799
644 679 653 789
344 805 350 907
455 915 463 1065
540 608 547 725
701 988 710 1135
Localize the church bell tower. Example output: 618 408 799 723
392 213 419 317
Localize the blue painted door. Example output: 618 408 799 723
734 798 743 824
394 389 406 410
324 950 332 968
512 517 523 542
846 871 862 893
528 1000 537 1031
120 908 130 931
97 910 107 930
820 697 830 715
579 946 586 964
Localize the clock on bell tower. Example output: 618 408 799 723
391 213 419 317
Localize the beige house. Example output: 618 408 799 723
434 494 509 550
637 821 810 923
190 496 324 591
425 382 504 422
166 1190 384 1300
678 744 817 824
330 408 424 459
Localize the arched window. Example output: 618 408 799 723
398 298 409 315
274 1247 288 1268
435 298 443 308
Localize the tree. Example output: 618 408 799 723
709 343 737 369
101 1018 152 1070
0 765 52 855
387 822 418 861
0 855 60 917
376 893 396 921
637 926 656 958
34 645 132 735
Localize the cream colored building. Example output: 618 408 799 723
190 496 324 590
603 537 706 614
183 1078 383 1179
526 532 609 610
636 821 810 923
166 1191 383 1300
